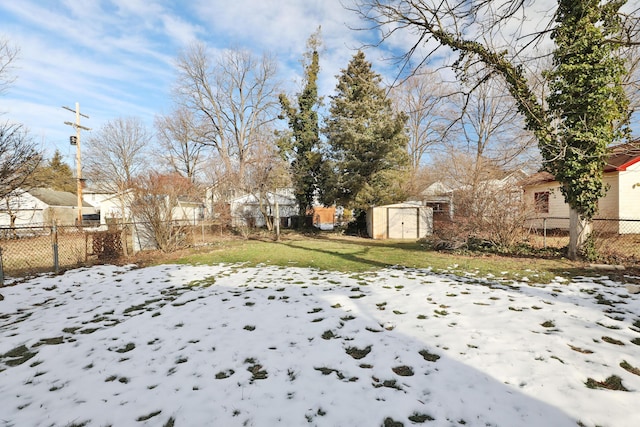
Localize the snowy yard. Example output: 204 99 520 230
1 263 639 427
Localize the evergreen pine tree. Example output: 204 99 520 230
323 51 409 211
279 29 323 219
31 150 76 193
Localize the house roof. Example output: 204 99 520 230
30 188 94 208
604 142 640 172
522 141 640 187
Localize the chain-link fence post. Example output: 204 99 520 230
0 246 4 286
52 224 59 274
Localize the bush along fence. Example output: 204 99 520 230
0 221 225 283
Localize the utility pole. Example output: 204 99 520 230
63 103 90 226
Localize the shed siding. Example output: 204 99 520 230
367 205 433 240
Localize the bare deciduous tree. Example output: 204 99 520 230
244 129 291 232
130 172 197 252
174 44 280 188
390 71 451 171
0 40 42 202
154 107 208 183
0 124 41 200
85 117 150 222
0 36 18 96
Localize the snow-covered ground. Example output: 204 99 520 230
1 263 639 427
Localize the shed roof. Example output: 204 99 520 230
30 188 94 208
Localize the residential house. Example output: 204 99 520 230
522 142 640 234
229 190 298 228
0 188 96 227
421 181 454 220
95 191 134 225
421 171 527 221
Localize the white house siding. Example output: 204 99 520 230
525 169 640 234
617 163 640 233
524 182 570 230
0 192 47 226
597 174 620 220
229 192 298 228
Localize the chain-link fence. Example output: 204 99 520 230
2 217 638 283
0 221 228 283
526 218 640 264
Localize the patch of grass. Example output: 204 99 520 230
345 345 372 360
315 366 343 378
596 321 621 330
568 344 594 354
585 375 629 391
419 349 440 362
172 235 578 282
391 365 414 376
321 330 336 340
2 344 36 367
215 369 234 379
602 336 625 346
373 378 403 391
136 410 162 422
383 417 404 427
631 337 640 346
246 363 268 382
113 342 135 353
620 360 640 376
408 412 435 423
541 320 555 328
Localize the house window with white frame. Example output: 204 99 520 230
534 191 549 213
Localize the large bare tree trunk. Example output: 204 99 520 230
568 208 591 260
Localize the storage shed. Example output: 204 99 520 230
366 203 433 240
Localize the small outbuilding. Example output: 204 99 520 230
367 203 433 240
0 188 96 227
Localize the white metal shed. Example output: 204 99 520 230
366 203 433 240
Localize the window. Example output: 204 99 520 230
534 191 549 213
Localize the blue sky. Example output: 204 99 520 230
0 0 637 169
0 0 398 165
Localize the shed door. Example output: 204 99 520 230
387 208 418 239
